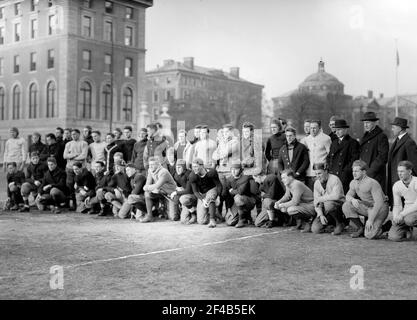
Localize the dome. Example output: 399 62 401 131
299 60 344 95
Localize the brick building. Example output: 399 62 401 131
145 57 264 136
0 0 152 160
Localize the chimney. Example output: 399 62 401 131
379 93 384 98
183 57 194 70
230 67 240 79
163 59 174 67
367 90 373 99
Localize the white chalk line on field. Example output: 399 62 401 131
0 228 291 280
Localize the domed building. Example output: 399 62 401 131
272 59 379 138
298 60 345 96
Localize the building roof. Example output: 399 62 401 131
299 60 344 89
146 59 264 88
377 94 417 108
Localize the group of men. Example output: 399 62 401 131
3 112 417 241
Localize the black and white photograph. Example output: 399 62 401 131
1 0 417 306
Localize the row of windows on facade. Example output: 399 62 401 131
0 16 135 47
0 51 133 77
300 85 343 92
152 75 238 90
151 89 224 104
0 83 134 122
0 0 133 19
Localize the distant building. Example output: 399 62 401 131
0 0 153 158
145 57 264 136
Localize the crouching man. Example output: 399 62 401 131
139 156 177 223
36 157 68 214
274 169 315 232
188 158 222 228
311 163 346 235
342 160 389 239
118 163 147 219
104 161 131 216
170 160 197 224
388 161 417 241
73 161 96 213
5 162 25 211
222 160 258 228
87 161 111 215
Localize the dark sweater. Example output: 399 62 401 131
260 174 285 200
25 162 48 182
223 174 255 198
74 168 96 197
173 170 192 196
265 132 287 161
123 138 137 162
7 170 25 196
105 171 132 197
29 141 48 162
94 171 111 191
130 172 146 195
45 142 66 169
39 167 67 194
132 139 148 171
189 169 222 200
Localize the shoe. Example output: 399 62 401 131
140 214 154 223
290 219 302 231
97 208 107 216
88 209 98 215
350 227 364 238
381 220 392 233
300 222 311 233
235 219 246 228
332 222 345 236
69 206 76 211
19 205 30 212
265 220 276 228
80 207 90 214
208 219 217 228
10 204 19 211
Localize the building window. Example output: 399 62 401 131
15 3 22 15
47 81 56 118
166 77 171 84
47 49 55 69
80 82 92 119
29 83 38 119
104 21 112 41
0 26 4 45
105 1 113 14
0 87 5 120
104 54 112 73
49 15 56 35
31 19 38 39
15 23 21 42
0 7 4 19
30 52 37 71
165 90 171 101
83 0 92 8
82 16 92 37
125 26 133 46
0 57 3 76
30 0 38 11
124 58 132 77
14 55 20 73
82 50 91 70
122 87 132 122
153 107 159 121
48 0 54 7
102 84 111 120
153 91 158 103
12 85 20 119
126 7 133 19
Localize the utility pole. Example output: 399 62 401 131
109 24 114 132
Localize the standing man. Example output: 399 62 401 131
190 125 202 145
45 133 66 170
265 118 286 175
104 133 123 175
303 120 331 190
63 128 73 145
63 129 89 210
193 125 217 168
342 160 389 239
82 126 94 145
3 127 26 172
277 127 309 182
359 112 389 190
387 117 417 206
131 128 148 175
28 132 48 163
299 119 311 146
174 129 192 165
388 161 417 241
328 116 340 142
326 119 360 193
123 126 137 162
143 123 169 170
89 131 107 172
55 127 64 146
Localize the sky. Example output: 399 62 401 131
146 0 417 99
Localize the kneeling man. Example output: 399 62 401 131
342 160 389 239
388 161 417 241
311 163 346 235
274 169 315 232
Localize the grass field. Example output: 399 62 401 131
1 208 417 300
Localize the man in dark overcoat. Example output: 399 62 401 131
387 117 417 206
359 112 389 190
277 127 309 182
326 119 360 193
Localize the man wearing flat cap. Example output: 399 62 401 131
359 112 389 190
326 119 360 193
387 117 417 206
